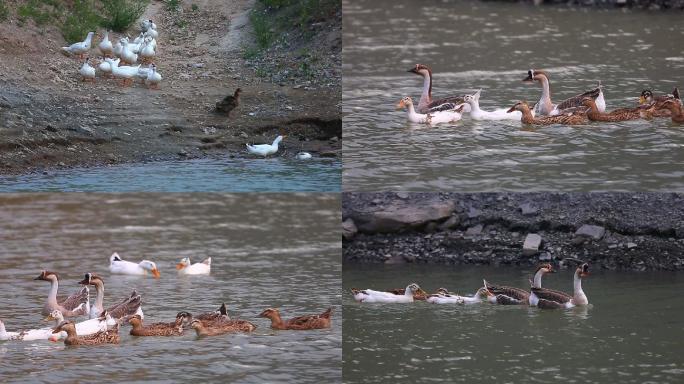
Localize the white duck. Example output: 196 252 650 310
0 318 62 341
61 31 94 59
396 96 464 125
176 257 211 275
98 57 120 77
139 38 156 63
426 288 493 305
462 90 523 121
79 58 96 82
113 37 125 58
140 19 157 33
145 64 162 89
145 25 159 39
108 252 160 278
98 30 113 57
119 40 138 64
107 58 140 86
135 63 153 82
296 152 312 160
46 310 114 341
351 283 422 303
246 135 284 157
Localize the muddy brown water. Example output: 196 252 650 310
343 263 684 384
342 0 684 191
0 194 341 383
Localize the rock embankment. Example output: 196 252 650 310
342 192 684 271
494 0 684 10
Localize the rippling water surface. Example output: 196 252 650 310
343 0 684 191
343 263 684 383
0 194 341 383
0 157 341 192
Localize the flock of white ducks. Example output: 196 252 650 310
352 261 590 310
63 19 162 89
399 64 682 126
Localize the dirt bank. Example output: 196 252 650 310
0 0 341 175
343 192 684 271
486 0 684 10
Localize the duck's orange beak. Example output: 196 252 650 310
396 100 405 110
151 269 161 278
175 263 185 270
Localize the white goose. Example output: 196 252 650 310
61 31 94 58
176 257 211 275
246 135 284 157
108 252 160 278
396 96 464 125
462 90 523 121
351 283 423 303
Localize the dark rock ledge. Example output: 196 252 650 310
342 192 684 271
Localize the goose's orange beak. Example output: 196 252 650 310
151 269 161 278
175 263 185 270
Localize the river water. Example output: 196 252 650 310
343 263 684 384
0 157 341 192
342 0 684 191
0 194 341 383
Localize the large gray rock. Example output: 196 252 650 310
523 234 542 256
575 224 606 240
349 199 456 233
342 218 357 240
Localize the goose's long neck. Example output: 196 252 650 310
94 281 105 312
532 270 545 288
421 73 432 104
572 271 588 305
538 75 552 105
573 271 583 296
47 278 59 306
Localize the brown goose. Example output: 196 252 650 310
215 88 241 117
35 271 89 317
581 97 647 122
483 263 556 305
523 69 604 116
258 307 332 330
655 99 684 123
507 101 588 125
78 273 143 320
530 263 590 309
128 314 183 337
408 64 468 113
52 320 120 346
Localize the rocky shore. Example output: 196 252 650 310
488 0 684 10
343 192 684 271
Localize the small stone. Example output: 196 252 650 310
608 244 618 249
396 192 409 199
627 242 637 249
466 224 483 236
539 252 552 261
467 207 481 219
519 202 538 216
523 234 542 256
575 224 605 240
342 218 357 240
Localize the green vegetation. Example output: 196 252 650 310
0 0 9 21
249 0 338 50
1 0 149 43
102 0 148 32
165 0 180 12
191 3 198 11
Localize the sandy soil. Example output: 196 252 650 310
0 0 341 174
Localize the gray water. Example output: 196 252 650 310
342 0 684 191
343 263 684 383
0 194 341 384
0 157 341 192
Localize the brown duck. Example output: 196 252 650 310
640 88 680 117
128 314 183 337
258 307 332 330
52 320 120 346
581 97 646 122
189 318 257 337
215 88 241 117
507 101 588 125
655 99 684 123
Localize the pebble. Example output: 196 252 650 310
575 224 606 240
523 234 542 256
465 224 483 236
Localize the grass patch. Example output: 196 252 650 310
165 0 180 12
0 0 9 21
249 8 274 49
242 45 260 60
61 0 103 43
101 0 148 32
17 0 58 25
191 3 198 11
